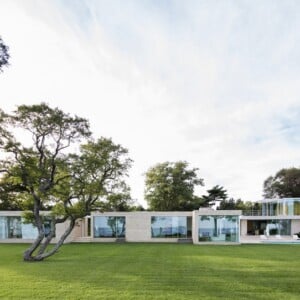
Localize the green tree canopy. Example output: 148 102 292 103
0 182 25 210
263 168 300 198
0 36 9 71
0 103 132 261
144 161 204 211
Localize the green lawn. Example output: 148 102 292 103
1 243 300 299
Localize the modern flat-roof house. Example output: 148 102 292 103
1 198 300 244
240 198 300 243
89 209 241 244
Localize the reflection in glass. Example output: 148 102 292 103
262 199 300 216
151 216 190 238
21 223 38 239
295 200 300 216
198 215 239 242
94 216 126 238
0 216 38 239
265 220 291 236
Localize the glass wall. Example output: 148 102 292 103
198 215 239 242
247 219 291 236
262 198 300 216
266 219 291 235
93 216 126 238
0 216 38 239
151 216 191 238
295 200 300 215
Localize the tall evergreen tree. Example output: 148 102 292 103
201 185 228 207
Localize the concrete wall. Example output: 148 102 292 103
291 219 300 235
126 212 151 242
240 219 248 236
0 211 26 217
56 219 84 243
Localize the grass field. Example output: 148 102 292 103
1 243 300 299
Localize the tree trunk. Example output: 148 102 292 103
23 218 75 262
23 232 45 261
37 219 56 256
23 194 46 261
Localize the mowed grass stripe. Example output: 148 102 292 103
0 243 300 299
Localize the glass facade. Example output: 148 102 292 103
198 215 239 242
262 198 300 216
151 216 192 238
0 216 38 239
247 219 291 236
93 216 126 238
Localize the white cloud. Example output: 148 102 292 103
1 0 300 206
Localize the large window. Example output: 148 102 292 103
262 199 300 216
151 216 191 238
0 216 38 239
294 200 300 216
198 215 239 242
247 219 291 236
93 216 126 238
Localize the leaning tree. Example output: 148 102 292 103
0 103 132 261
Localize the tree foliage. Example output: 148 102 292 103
0 36 9 71
144 161 204 211
218 198 261 212
263 168 300 198
0 103 132 261
0 182 25 210
201 185 228 207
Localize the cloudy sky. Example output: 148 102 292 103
1 0 300 206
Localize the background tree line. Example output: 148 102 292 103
144 163 300 212
144 162 262 212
